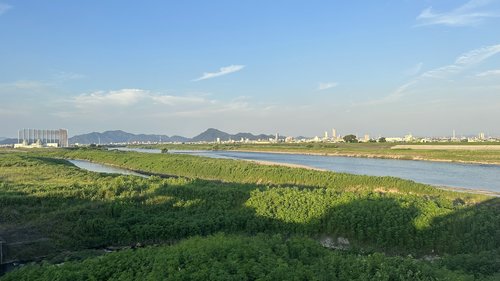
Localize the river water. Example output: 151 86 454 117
68 159 149 178
111 147 500 192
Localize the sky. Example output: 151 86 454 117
1 0 500 138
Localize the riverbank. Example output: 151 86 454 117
225 148 500 166
133 143 500 166
231 157 499 197
66 155 499 198
237 158 327 171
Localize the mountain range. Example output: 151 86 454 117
68 128 273 144
0 129 275 145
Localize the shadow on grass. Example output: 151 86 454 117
1 174 499 266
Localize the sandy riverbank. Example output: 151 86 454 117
238 158 326 171
392 145 500 150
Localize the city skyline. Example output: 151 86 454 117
1 1 500 137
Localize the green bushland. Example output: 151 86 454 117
1 149 499 279
133 142 500 164
2 234 485 281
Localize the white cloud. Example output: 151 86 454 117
0 3 12 15
75 89 148 107
422 44 500 78
416 0 499 26
74 89 208 108
355 81 417 106
0 80 53 95
193 65 245 81
360 44 500 105
53 71 85 81
405 62 423 76
476 69 500 76
317 82 338 91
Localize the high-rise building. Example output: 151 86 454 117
17 128 69 147
332 128 337 138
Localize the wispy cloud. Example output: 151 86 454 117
476 69 500 76
0 3 12 15
0 80 52 93
74 89 207 107
416 0 499 27
317 82 338 91
193 65 245 81
360 44 500 105
422 44 500 79
356 81 417 106
405 62 423 76
53 71 85 81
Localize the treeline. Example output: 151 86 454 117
2 234 489 281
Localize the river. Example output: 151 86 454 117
112 147 500 193
68 159 149 178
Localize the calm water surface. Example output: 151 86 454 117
112 147 500 192
68 159 148 178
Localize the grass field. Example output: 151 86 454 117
1 148 499 280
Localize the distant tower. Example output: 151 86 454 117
324 131 328 139
479 132 485 140
364 134 370 142
452 129 456 140
275 133 279 142
332 128 337 139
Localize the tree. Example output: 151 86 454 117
161 148 169 153
343 134 358 143
378 137 386 143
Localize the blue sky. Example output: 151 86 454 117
1 0 500 137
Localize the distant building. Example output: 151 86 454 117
404 133 414 142
15 128 69 148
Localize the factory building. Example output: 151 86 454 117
15 128 69 148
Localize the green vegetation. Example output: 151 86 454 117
134 142 500 165
2 234 485 281
1 148 499 280
343 134 358 143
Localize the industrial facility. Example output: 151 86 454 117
14 128 69 148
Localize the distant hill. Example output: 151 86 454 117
191 128 273 142
0 138 17 145
191 128 231 142
69 130 181 145
69 129 273 144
